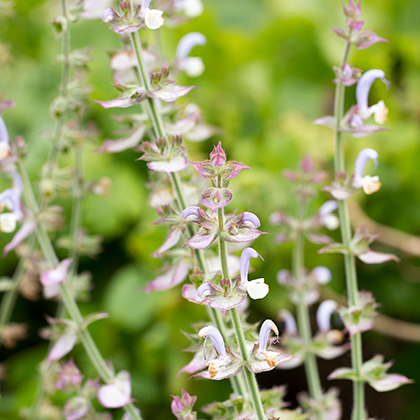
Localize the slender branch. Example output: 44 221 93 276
18 160 143 420
333 36 365 420
293 197 323 420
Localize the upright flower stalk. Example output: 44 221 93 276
314 2 410 419
103 2 249 398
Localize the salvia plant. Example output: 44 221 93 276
0 1 417 420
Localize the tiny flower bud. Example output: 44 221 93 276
181 206 200 221
101 8 115 22
312 266 332 284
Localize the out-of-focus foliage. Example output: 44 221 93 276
1 0 420 419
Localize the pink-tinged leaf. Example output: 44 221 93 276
149 84 197 102
43 283 61 299
192 359 243 381
189 160 215 179
182 283 210 305
98 371 132 408
306 231 334 245
147 154 188 173
247 352 297 374
324 187 352 200
142 259 189 292
221 228 267 244
223 161 251 179
313 115 336 128
300 155 314 173
269 211 293 226
63 396 90 420
354 31 388 50
368 374 412 392
3 220 36 257
40 258 72 286
110 24 142 34
316 344 351 360
210 142 226 167
340 124 388 138
331 28 349 40
151 227 182 257
201 188 233 211
184 232 218 249
48 330 77 363
357 251 400 264
177 348 216 376
347 18 364 31
97 125 145 153
206 290 246 315
327 367 358 381
95 95 145 109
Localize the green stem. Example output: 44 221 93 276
293 198 323 420
69 145 83 275
18 161 143 420
333 37 365 420
44 0 72 183
129 29 248 397
217 204 265 420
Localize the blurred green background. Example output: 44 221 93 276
1 0 420 419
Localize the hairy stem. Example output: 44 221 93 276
333 36 365 420
293 198 323 420
130 30 248 397
18 160 143 420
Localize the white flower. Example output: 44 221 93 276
0 213 17 233
181 57 205 77
247 278 269 300
362 175 382 195
0 142 10 160
143 8 164 30
182 0 203 17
